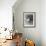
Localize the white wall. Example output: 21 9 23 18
40 0 46 46
0 0 16 30
13 0 41 46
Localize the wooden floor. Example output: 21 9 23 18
0 39 16 46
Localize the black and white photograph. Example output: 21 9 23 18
23 12 36 28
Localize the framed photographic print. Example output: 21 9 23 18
23 12 36 28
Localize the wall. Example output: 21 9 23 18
0 0 17 38
0 0 16 30
13 0 41 46
40 0 46 46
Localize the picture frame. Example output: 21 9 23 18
23 12 36 28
